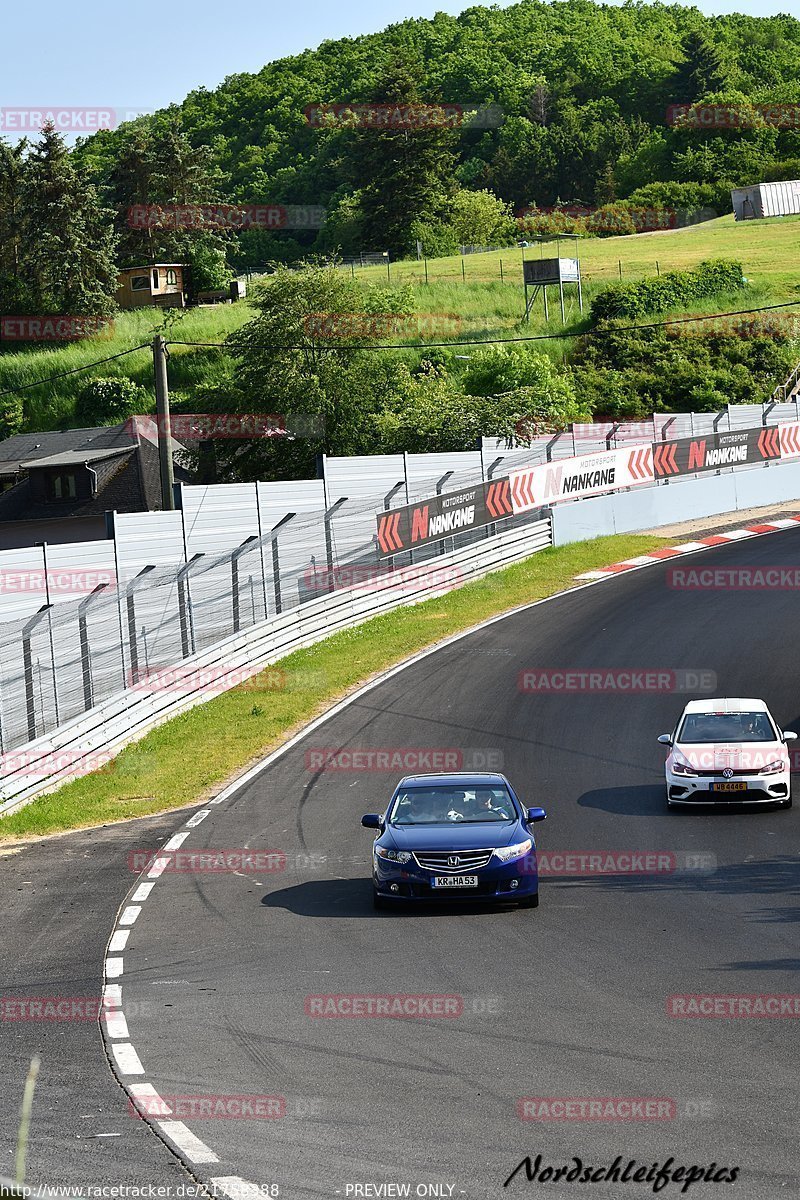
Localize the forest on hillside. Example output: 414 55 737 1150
67 0 800 269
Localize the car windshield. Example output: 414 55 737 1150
678 712 776 744
390 785 516 825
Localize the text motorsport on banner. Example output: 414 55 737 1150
376 479 513 557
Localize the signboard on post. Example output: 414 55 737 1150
508 445 654 513
376 480 513 558
653 428 781 478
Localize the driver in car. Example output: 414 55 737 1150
474 788 512 819
395 792 435 823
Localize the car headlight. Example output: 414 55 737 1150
672 758 698 776
494 839 533 863
761 760 786 775
374 847 412 864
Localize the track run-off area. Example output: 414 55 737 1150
2 525 799 1199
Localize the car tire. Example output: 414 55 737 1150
373 888 389 910
518 893 539 908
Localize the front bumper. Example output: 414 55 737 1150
373 855 538 901
666 770 790 805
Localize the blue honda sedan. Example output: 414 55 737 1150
361 772 546 910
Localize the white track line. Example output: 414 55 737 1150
128 1083 172 1116
156 1121 219 1164
163 832 191 851
105 957 124 978
185 809 211 827
103 1009 129 1039
108 930 130 953
131 882 154 903
111 1043 145 1075
118 905 142 926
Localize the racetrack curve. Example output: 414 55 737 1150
16 528 800 1198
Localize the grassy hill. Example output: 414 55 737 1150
2 212 797 434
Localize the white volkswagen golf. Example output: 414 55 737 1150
659 698 795 809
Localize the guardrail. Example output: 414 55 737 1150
0 519 551 816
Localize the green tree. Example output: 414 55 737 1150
450 189 516 247
673 32 730 101
346 55 458 257
0 138 29 312
19 123 118 316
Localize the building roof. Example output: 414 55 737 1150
119 264 187 272
16 447 134 470
0 424 136 472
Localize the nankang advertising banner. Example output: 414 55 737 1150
508 445 653 514
653 427 781 478
376 479 513 557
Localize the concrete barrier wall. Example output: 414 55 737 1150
550 461 799 545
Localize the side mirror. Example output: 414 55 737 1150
657 734 673 746
784 731 798 742
361 814 381 829
526 807 547 823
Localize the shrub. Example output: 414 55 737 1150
590 259 746 323
75 377 148 426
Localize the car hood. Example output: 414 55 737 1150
386 822 522 851
674 741 786 770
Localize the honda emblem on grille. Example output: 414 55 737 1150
722 768 734 779
448 855 460 867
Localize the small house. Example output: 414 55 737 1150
116 264 189 309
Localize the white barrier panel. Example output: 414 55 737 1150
509 444 654 513
0 519 552 817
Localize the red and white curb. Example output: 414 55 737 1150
574 516 800 581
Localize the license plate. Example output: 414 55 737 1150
432 876 478 888
710 781 747 792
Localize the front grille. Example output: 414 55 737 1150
413 849 495 872
692 768 768 777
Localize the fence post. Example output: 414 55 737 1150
270 513 296 615
383 481 405 571
125 566 156 683
254 483 270 621
177 553 204 657
34 542 59 727
22 606 51 742
486 457 504 539
324 498 348 592
436 472 454 555
78 583 110 712
231 537 258 633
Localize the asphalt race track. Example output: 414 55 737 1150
3 528 800 1199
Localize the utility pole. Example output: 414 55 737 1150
152 334 175 511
